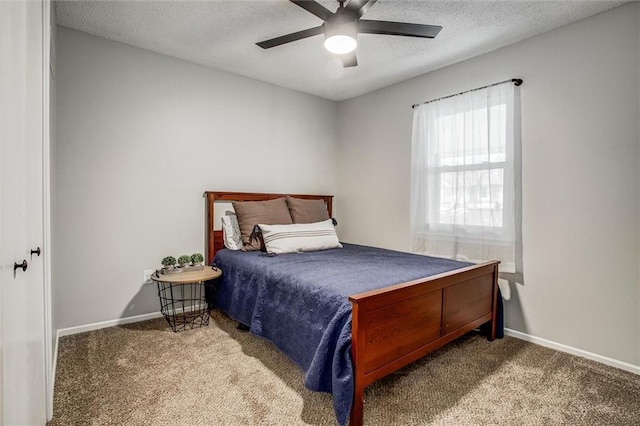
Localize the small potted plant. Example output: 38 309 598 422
190 252 204 270
177 254 191 269
161 256 179 274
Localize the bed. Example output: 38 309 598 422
204 191 501 426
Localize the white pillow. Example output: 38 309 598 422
259 219 342 255
221 212 242 250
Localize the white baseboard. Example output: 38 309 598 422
57 311 164 337
504 328 640 375
57 304 211 337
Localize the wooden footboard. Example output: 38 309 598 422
348 260 500 426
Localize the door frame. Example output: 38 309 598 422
42 0 53 420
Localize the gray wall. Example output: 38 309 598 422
54 28 337 329
336 3 640 365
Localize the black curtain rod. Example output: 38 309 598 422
411 78 523 109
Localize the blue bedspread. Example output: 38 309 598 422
213 243 500 425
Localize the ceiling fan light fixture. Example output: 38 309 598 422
323 15 358 54
324 34 357 54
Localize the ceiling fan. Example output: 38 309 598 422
256 0 442 67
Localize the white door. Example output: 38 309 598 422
0 1 48 424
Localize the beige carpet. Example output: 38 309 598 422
50 311 640 425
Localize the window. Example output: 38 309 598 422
410 82 520 272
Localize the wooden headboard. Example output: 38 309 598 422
203 191 334 265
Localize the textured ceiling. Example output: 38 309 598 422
56 0 627 101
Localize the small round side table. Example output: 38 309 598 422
151 266 222 332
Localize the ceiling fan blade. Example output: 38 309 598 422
290 0 333 21
340 51 358 67
256 25 324 49
345 0 378 18
359 20 442 38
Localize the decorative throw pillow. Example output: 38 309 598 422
286 196 330 224
259 219 342 255
221 212 242 251
233 198 293 251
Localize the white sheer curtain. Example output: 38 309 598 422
410 82 520 272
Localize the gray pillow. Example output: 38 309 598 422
286 196 330 224
233 198 293 251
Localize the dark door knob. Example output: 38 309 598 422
14 260 28 272
31 247 41 257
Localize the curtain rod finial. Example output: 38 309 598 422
513 78 523 86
